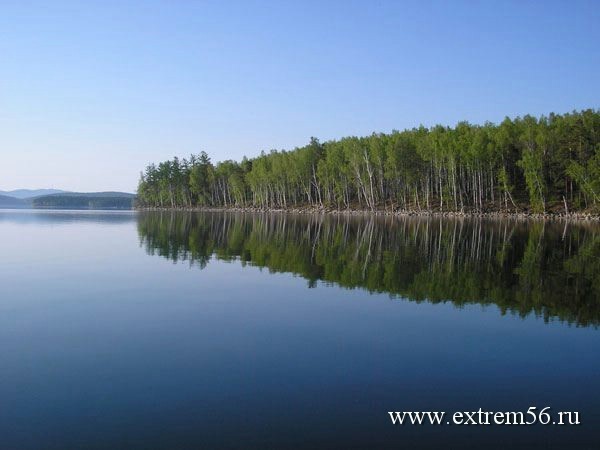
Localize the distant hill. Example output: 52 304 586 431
40 191 135 199
31 192 135 210
0 189 68 199
0 194 27 208
0 190 136 210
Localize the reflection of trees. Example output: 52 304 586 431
137 212 600 327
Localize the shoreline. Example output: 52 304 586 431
136 206 600 221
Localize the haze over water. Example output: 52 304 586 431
1 210 599 449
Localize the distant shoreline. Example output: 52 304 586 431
0 191 135 210
0 207 134 211
136 206 600 221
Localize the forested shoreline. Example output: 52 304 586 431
32 193 135 209
137 110 600 215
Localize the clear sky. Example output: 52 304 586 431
1 0 598 193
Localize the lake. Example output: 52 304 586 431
1 210 599 449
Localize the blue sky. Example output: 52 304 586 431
1 0 598 192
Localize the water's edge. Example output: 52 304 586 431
136 206 600 221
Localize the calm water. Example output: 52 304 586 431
1 210 599 449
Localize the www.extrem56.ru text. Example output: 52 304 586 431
388 407 580 426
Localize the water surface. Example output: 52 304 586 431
1 210 599 449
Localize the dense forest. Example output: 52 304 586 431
138 212 600 327
137 110 600 213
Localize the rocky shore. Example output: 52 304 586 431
136 206 600 221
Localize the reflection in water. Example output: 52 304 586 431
137 212 600 327
0 209 136 225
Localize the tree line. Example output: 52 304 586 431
32 194 134 210
138 211 600 326
137 109 600 213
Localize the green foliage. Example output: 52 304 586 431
566 145 600 208
137 109 600 213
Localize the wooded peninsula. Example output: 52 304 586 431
137 109 600 215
